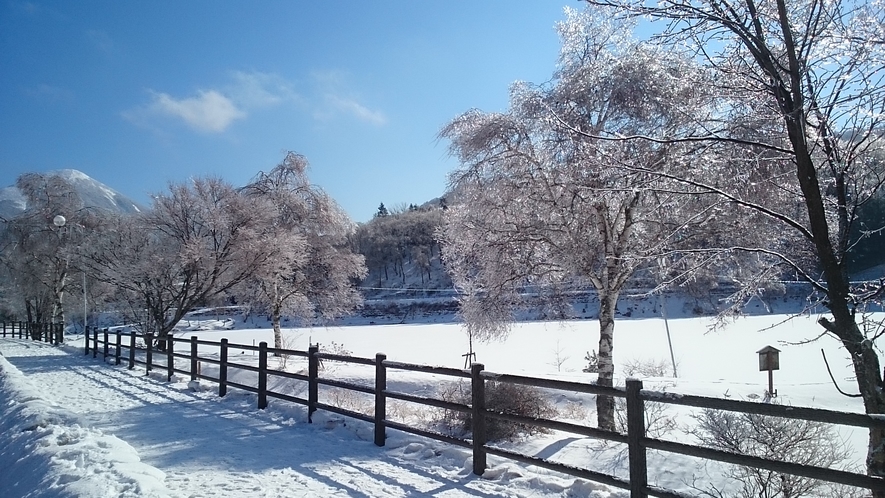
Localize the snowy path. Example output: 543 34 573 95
0 337 617 497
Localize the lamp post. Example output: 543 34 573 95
52 215 87 340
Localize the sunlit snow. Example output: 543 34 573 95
0 310 877 497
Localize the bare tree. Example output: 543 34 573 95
438 10 720 431
581 0 885 479
0 173 88 326
241 152 366 352
85 177 284 347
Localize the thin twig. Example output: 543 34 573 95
820 349 862 398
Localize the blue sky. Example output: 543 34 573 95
1 1 574 221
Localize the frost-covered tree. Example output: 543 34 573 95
355 207 444 287
241 152 366 352
85 177 284 346
439 10 720 431
0 173 87 325
583 0 885 479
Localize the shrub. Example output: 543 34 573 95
583 350 599 373
436 380 558 441
622 357 677 378
689 405 858 498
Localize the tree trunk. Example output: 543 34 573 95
769 5 885 479
272 305 283 357
780 84 885 485
53 270 67 327
596 290 617 431
823 311 885 480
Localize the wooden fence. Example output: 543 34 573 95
1 321 64 344
5 323 885 497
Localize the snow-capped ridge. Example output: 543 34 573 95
0 169 144 220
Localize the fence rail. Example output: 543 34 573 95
1 321 63 344
4 322 885 498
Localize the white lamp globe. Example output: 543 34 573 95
53 215 66 227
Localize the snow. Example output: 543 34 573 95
0 312 878 497
0 186 27 210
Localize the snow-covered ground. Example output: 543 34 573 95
0 312 877 497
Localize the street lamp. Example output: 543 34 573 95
52 214 88 336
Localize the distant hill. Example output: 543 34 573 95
0 169 144 220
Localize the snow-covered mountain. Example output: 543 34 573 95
0 169 144 220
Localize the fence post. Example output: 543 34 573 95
145 333 153 374
84 326 90 355
308 345 319 423
19 321 24 339
626 378 648 498
103 329 109 359
92 328 98 358
258 342 268 409
167 335 174 381
219 338 228 397
471 362 487 476
190 336 198 381
128 332 136 369
2 322 5 338
115 331 121 365
375 353 387 446
58 323 64 344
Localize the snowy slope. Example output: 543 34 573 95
0 169 143 220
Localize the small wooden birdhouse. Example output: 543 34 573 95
757 345 780 371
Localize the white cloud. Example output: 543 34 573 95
125 71 299 134
325 95 387 125
147 90 245 133
124 69 385 135
311 70 387 126
228 71 300 109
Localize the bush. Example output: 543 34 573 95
622 357 677 378
614 399 677 439
689 405 858 498
436 380 558 441
583 350 600 373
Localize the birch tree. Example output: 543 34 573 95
241 152 366 351
583 0 885 481
0 173 87 325
439 10 719 431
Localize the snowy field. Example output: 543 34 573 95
0 313 877 497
